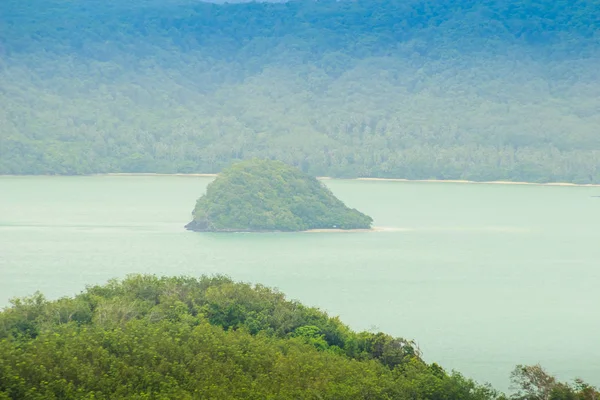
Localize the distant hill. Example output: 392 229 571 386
186 159 373 231
1 0 599 183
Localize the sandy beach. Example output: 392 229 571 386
104 173 219 177
3 173 599 188
354 177 600 187
104 173 600 187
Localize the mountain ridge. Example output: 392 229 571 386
1 0 599 182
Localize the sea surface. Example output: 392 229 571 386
1 175 599 391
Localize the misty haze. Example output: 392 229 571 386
1 0 599 398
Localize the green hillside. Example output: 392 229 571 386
0 0 599 182
1 275 597 399
0 274 492 399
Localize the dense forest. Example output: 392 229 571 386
0 0 599 182
187 159 373 231
0 274 597 399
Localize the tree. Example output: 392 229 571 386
510 364 600 400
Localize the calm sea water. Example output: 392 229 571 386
1 175 599 390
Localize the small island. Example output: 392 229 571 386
185 159 373 232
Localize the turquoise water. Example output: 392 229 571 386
1 175 599 390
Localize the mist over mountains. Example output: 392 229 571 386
1 0 599 182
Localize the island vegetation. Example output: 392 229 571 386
0 274 597 399
186 159 373 232
1 0 599 183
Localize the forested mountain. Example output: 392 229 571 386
1 0 599 182
1 274 597 399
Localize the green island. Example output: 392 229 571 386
0 274 597 399
185 159 373 232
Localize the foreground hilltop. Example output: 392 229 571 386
0 275 482 399
1 274 596 399
185 159 373 232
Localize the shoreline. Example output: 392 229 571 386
185 227 391 234
353 177 600 188
303 227 407 233
1 173 599 187
184 221 388 233
105 173 219 177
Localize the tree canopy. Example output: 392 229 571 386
0 274 497 400
1 274 597 399
1 0 599 183
186 159 373 231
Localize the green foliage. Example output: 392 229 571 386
0 0 599 183
0 274 504 399
292 325 330 350
0 274 596 398
187 159 373 231
509 364 599 400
